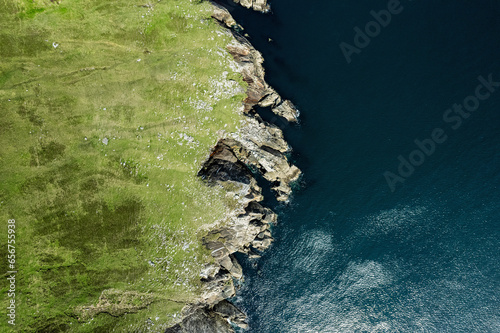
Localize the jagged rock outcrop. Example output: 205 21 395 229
211 2 240 29
211 3 301 201
199 127 300 202
212 3 300 123
198 149 277 307
165 302 246 333
180 164 275 331
231 0 270 13
232 115 301 201
198 140 253 185
166 4 301 333
226 35 300 122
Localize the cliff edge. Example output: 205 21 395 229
231 0 270 13
166 2 300 332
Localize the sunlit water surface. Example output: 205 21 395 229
222 1 500 332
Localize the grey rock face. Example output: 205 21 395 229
232 116 301 201
231 0 270 13
272 99 300 122
197 140 253 185
211 2 239 28
165 307 232 333
212 3 299 123
226 35 299 123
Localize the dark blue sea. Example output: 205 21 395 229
222 1 500 332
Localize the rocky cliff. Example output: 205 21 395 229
231 0 270 13
165 3 300 332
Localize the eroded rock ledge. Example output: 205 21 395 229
165 3 300 332
212 3 300 124
231 0 270 13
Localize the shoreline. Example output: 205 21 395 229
166 1 300 331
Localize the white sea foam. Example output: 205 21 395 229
337 260 392 295
240 205 498 332
358 205 428 238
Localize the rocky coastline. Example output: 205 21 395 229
165 2 300 332
230 0 271 13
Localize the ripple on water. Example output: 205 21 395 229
357 205 428 238
289 229 337 275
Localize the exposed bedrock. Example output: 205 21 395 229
166 3 301 332
212 3 300 123
164 301 247 333
231 0 270 13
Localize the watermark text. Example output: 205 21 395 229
6 219 16 326
340 0 413 64
384 73 499 192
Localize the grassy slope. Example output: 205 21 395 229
0 0 246 331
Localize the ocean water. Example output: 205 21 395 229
221 1 500 332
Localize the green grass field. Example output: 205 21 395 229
0 0 246 331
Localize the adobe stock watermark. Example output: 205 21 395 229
384 73 499 192
339 0 414 64
6 219 17 326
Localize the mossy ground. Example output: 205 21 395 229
0 0 246 331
